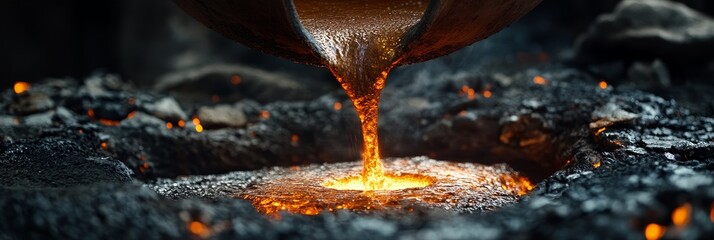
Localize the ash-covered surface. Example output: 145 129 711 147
2 0 714 239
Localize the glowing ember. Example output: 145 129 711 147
533 76 548 85
86 108 134 126
178 120 186 128
166 122 173 129
230 75 242 85
239 157 534 216
290 134 300 146
593 160 602 168
138 154 150 173
333 102 342 111
595 127 607 135
672 203 691 228
192 117 204 132
188 221 210 237
645 223 666 240
500 174 535 196
483 90 492 98
710 202 714 223
599 81 608 89
259 110 270 119
13 82 30 94
98 119 121 127
460 85 477 100
139 162 150 173
100 141 108 149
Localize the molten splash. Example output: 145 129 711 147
239 158 534 216
295 0 429 190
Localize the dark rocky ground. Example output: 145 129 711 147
2 0 714 239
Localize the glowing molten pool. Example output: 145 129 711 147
323 173 435 191
239 157 534 216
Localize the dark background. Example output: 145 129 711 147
1 0 713 89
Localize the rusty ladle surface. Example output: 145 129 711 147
172 0 542 66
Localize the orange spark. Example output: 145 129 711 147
231 75 242 85
195 125 204 133
87 109 96 118
645 223 666 240
599 81 608 89
593 160 601 168
127 111 136 119
166 122 173 129
533 76 548 85
13 82 30 94
672 203 692 228
333 102 343 111
482 90 492 98
178 120 186 128
710 202 714 223
260 110 270 119
100 141 108 149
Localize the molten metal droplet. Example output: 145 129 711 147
672 203 692 228
645 223 666 240
599 81 608 89
13 82 30 94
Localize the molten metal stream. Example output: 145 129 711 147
294 0 429 190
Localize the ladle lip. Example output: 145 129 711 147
172 0 324 65
283 0 327 66
173 0 542 67
399 0 543 65
396 0 442 65
288 0 439 67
